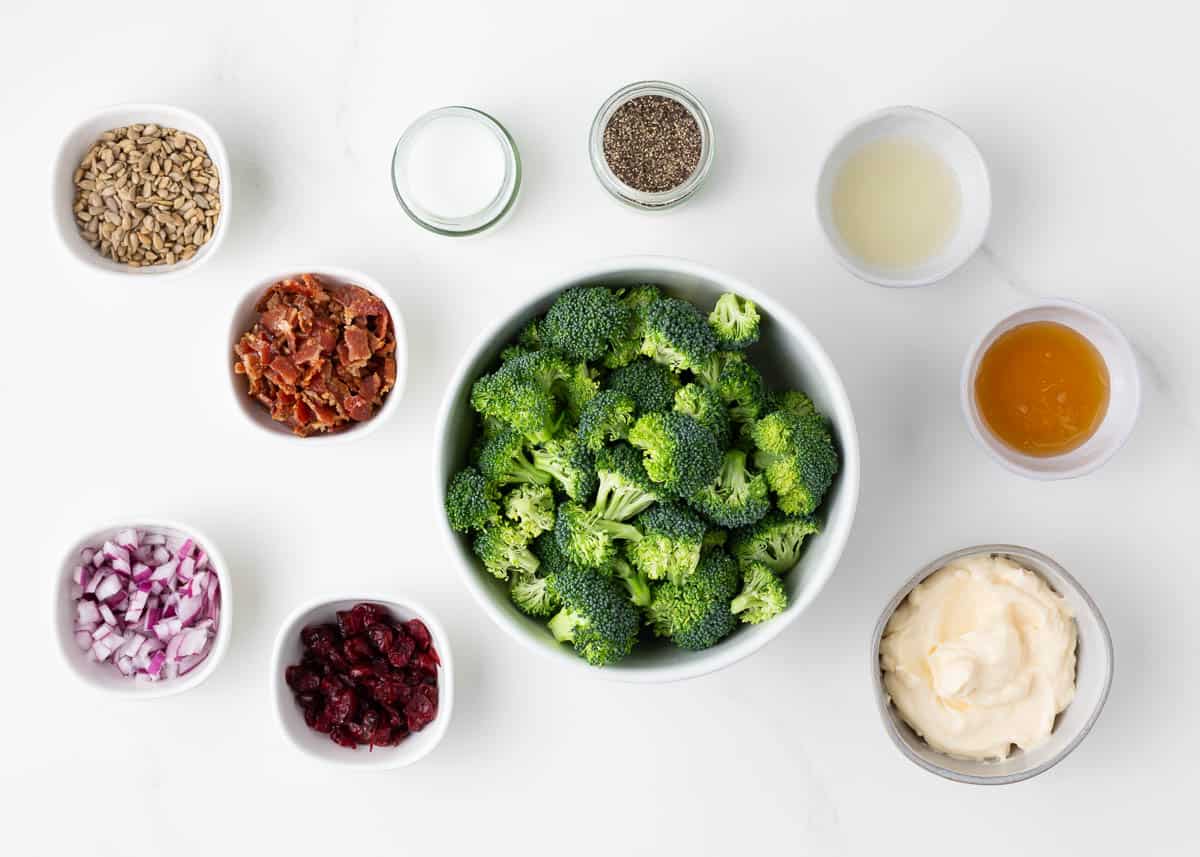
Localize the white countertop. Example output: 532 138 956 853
3 1 1195 853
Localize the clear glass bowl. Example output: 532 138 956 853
589 81 715 211
391 106 521 237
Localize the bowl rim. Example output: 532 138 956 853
52 517 234 700
959 297 1142 480
51 101 232 281
814 104 992 288
433 254 861 683
269 592 454 768
869 543 1114 785
224 265 408 445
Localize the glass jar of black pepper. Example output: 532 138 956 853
589 80 714 211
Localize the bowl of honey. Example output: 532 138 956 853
961 299 1140 479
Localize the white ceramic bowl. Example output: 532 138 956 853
51 103 231 280
871 544 1113 785
961 299 1140 479
816 105 991 287
271 594 453 769
434 256 861 683
226 266 408 444
53 519 233 700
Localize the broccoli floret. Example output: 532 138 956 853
532 530 574 578
628 411 722 498
500 343 533 363
592 442 660 522
770 390 816 419
471 368 560 444
603 284 664 369
674 383 731 448
499 350 596 418
547 565 641 666
510 570 561 618
687 448 771 528
646 549 740 651
444 466 500 533
702 529 728 550
626 501 706 583
716 352 768 423
531 436 597 501
708 293 761 350
561 360 600 418
613 555 652 607
473 524 540 580
554 500 643 569
577 390 636 452
607 358 679 414
751 411 839 515
517 318 543 349
730 510 821 574
541 286 633 363
503 483 556 538
731 562 788 624
641 296 718 373
478 428 553 487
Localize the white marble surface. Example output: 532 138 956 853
2 1 1196 853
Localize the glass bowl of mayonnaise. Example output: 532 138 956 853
870 545 1112 784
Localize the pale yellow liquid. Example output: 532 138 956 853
831 138 961 270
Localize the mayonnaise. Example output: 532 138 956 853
880 554 1077 760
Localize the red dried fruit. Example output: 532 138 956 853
405 691 436 732
387 635 415 669
286 665 321 692
343 635 374 664
328 688 358 724
329 726 357 748
366 623 394 653
355 602 389 626
336 609 366 638
404 619 432 651
412 651 439 677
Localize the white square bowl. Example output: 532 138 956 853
51 103 231 279
270 595 453 769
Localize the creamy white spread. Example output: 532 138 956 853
880 554 1077 760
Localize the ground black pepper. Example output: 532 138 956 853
602 95 702 193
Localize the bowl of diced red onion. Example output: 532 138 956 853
271 594 453 768
54 520 231 699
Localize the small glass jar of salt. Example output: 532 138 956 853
391 106 521 236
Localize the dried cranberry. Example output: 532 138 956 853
343 635 374 664
404 619 432 651
286 665 321 692
366 623 394 653
387 635 415 668
354 602 388 626
405 692 436 732
370 726 394 747
412 651 439 677
300 624 337 653
336 609 366 637
319 676 343 697
328 688 358 724
296 692 320 711
329 726 357 748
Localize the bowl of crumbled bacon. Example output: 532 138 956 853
230 268 407 441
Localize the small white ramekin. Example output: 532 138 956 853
226 266 408 444
816 105 990 287
53 519 233 700
961 298 1140 480
51 103 231 280
871 544 1113 785
271 594 453 769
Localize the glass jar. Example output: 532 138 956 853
391 106 521 237
589 80 715 211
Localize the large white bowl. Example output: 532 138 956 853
434 256 860 682
51 103 231 280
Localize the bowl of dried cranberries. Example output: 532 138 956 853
271 596 452 768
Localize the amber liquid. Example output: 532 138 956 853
974 321 1110 457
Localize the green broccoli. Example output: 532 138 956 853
503 483 556 538
531 436 597 501
674 383 731 448
607 358 679 414
517 318 543 350
688 448 771 528
708 292 761 350
473 523 540 580
444 466 500 533
577 389 636 452
510 570 561 618
645 549 740 651
471 368 560 444
770 390 816 419
702 529 728 550
560 360 600 418
554 500 643 569
628 411 722 498
477 427 552 487
640 296 719 373
751 410 839 515
730 510 821 574
547 564 641 666
730 562 788 624
613 555 652 607
603 284 664 369
626 501 707 583
532 530 573 577
716 352 768 423
541 286 633 363
592 442 660 522
499 343 533 363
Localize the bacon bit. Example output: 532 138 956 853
233 274 396 436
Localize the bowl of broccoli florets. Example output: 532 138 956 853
435 256 860 681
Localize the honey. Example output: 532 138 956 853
974 321 1110 457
